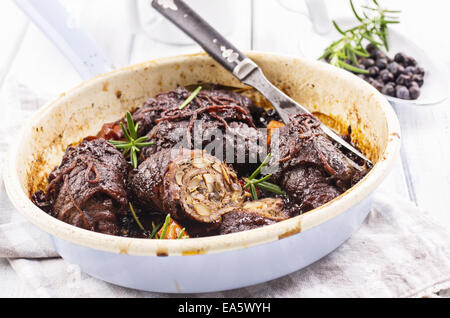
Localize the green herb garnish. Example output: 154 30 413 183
179 86 202 110
109 112 154 169
149 221 163 239
320 0 400 74
177 228 186 239
244 154 285 201
149 216 186 239
129 202 145 232
159 214 172 240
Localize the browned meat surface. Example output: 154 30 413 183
131 87 194 137
270 113 367 216
145 119 264 175
133 86 255 138
219 212 278 235
219 198 288 235
141 87 265 175
282 166 342 212
33 139 128 235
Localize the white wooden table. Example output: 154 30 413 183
0 0 449 297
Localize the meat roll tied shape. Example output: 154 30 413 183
132 149 245 223
41 139 129 235
270 113 368 215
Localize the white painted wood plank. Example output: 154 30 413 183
60 0 135 68
387 0 450 68
387 0 450 227
2 0 135 100
0 1 28 83
4 23 82 99
377 158 410 199
130 0 253 64
393 102 450 227
0 2 30 298
252 0 311 55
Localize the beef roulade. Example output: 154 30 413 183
132 149 245 223
270 113 368 215
139 86 266 175
98 86 256 141
35 139 129 235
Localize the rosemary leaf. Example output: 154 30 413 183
159 214 172 240
110 111 154 169
129 203 145 232
257 181 286 196
333 20 347 35
179 86 202 110
339 60 370 74
149 222 163 239
250 184 258 201
109 140 127 145
113 143 133 150
135 142 155 147
251 174 273 186
177 228 186 239
350 0 363 22
319 0 400 73
248 154 272 181
135 136 150 143
348 45 370 57
243 153 285 200
126 112 137 140
131 151 138 170
120 122 132 142
347 44 359 65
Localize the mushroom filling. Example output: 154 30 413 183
132 149 245 225
166 151 244 223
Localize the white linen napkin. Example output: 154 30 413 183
1 78 449 298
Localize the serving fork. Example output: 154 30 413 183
151 0 372 165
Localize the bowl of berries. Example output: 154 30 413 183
318 0 448 106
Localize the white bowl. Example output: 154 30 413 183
4 52 401 293
299 17 449 106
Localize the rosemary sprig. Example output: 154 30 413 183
244 154 285 201
129 203 145 232
159 214 172 240
179 86 202 110
109 112 154 169
177 228 186 239
320 0 400 73
128 206 187 240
